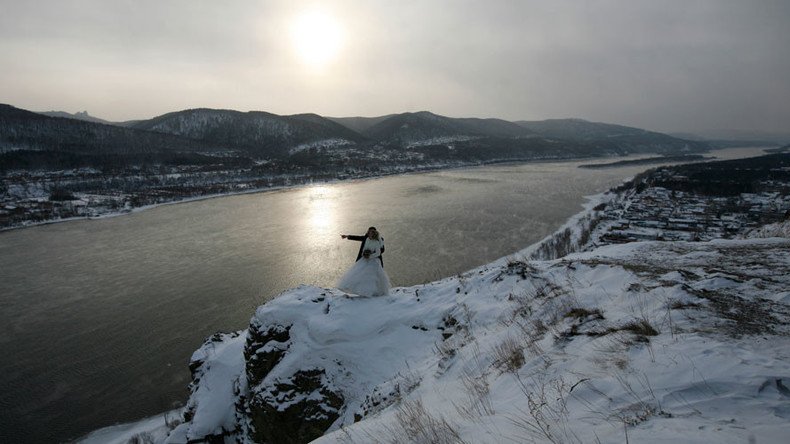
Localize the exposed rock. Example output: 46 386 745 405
249 368 344 444
244 322 291 387
242 320 345 443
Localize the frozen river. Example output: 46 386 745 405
0 147 767 442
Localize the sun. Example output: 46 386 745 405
290 9 344 70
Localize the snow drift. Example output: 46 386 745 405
162 232 790 443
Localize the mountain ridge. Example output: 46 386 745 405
28 107 786 148
129 108 366 156
360 111 535 146
38 110 114 125
2 103 713 176
25 105 709 153
0 104 217 155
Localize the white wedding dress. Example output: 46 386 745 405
337 238 391 297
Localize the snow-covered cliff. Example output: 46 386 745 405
163 239 788 443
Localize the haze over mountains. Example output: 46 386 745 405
39 110 115 125
32 106 789 147
1 103 728 169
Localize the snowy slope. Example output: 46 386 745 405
157 232 789 443
744 220 790 239
361 111 533 147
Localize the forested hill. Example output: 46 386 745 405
0 104 221 171
130 108 366 157
0 104 216 154
516 118 711 154
358 111 534 146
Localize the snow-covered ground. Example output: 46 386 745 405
77 408 183 444
161 239 788 443
744 220 790 239
406 135 480 148
288 138 354 155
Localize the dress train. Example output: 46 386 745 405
337 257 391 297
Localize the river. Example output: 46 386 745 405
0 147 767 442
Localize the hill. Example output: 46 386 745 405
326 115 396 133
131 108 366 156
517 118 708 154
38 110 114 125
672 129 790 145
361 111 534 147
0 104 220 171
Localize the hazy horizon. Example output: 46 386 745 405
2 0 788 134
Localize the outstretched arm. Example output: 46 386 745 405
341 234 367 241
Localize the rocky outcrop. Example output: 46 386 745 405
166 315 348 444
248 368 344 444
165 233 790 444
244 322 291 387
243 319 344 443
166 331 246 443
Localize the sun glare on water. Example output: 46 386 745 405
306 185 337 232
290 9 344 70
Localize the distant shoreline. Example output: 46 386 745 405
577 154 714 169
0 154 608 233
0 148 765 233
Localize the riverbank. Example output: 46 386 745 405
0 150 730 233
577 154 714 169
1 156 556 232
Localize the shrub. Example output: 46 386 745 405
621 319 659 337
49 187 77 201
564 307 604 321
391 399 466 444
492 336 526 374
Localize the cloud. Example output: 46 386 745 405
0 0 788 132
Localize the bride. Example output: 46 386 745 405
338 227 391 297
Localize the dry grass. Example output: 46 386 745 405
590 336 631 370
564 307 605 321
390 399 467 444
515 318 549 359
355 368 423 421
492 336 526 374
452 341 495 420
620 319 660 338
126 433 154 444
508 375 582 444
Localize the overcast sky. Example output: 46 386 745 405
1 0 788 133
